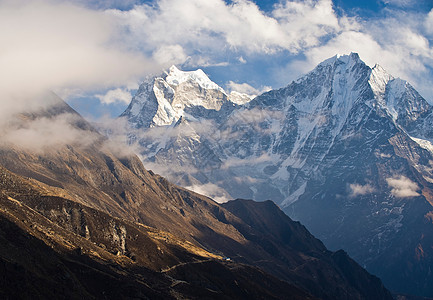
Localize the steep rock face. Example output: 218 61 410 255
223 199 391 300
0 152 314 300
121 53 433 297
0 94 391 299
120 65 250 128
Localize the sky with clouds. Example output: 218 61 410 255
1 0 433 120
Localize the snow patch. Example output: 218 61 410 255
281 182 307 207
410 136 433 153
166 65 224 92
369 64 393 105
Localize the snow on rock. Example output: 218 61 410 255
119 53 433 297
121 65 253 128
229 91 253 105
120 52 433 211
165 65 224 92
369 64 394 105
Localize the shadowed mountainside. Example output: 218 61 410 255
0 94 392 299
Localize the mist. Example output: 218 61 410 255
0 0 160 150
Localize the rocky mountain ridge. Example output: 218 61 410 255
0 94 391 299
120 53 433 297
120 65 251 129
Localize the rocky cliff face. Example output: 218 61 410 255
120 65 250 128
121 53 433 297
0 173 310 300
0 92 391 299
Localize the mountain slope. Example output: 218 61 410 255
121 53 433 297
0 171 311 300
0 92 391 299
223 199 391 300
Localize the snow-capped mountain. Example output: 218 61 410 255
0 92 393 300
121 65 251 128
120 53 433 297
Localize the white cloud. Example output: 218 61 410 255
226 81 271 96
71 0 139 10
97 116 140 157
382 0 415 7
4 0 433 121
96 88 132 105
0 112 99 152
349 183 375 197
304 31 384 68
386 175 420 198
183 56 229 68
227 108 284 128
233 176 259 184
299 29 428 79
378 152 392 159
287 11 433 99
221 153 274 169
108 0 342 69
152 44 188 66
185 182 231 203
272 0 340 51
425 9 433 36
0 0 157 116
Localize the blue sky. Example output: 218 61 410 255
2 0 433 120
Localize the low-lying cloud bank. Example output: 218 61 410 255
386 175 420 198
0 0 158 117
349 183 375 197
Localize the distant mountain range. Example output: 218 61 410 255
0 92 391 299
120 53 433 297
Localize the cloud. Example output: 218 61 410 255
4 0 433 123
233 176 259 184
299 29 428 81
272 0 340 51
152 44 188 66
377 152 392 159
96 88 133 105
386 175 420 198
70 0 140 10
227 108 284 128
0 0 157 113
382 0 415 7
349 183 375 197
108 0 342 69
184 182 231 203
226 81 271 96
221 153 274 169
0 112 99 152
425 9 433 36
288 8 433 99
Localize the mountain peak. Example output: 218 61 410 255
316 52 361 68
369 63 394 104
168 64 180 73
121 65 234 128
342 52 361 61
119 52 433 297
165 65 223 92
